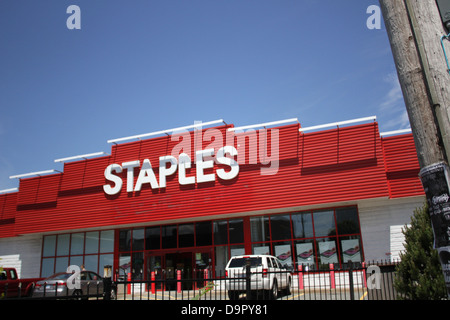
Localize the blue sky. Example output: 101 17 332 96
0 0 408 190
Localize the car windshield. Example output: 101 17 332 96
45 273 72 280
229 257 262 268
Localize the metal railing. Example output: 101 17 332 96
0 261 404 301
114 261 400 301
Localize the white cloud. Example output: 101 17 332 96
378 72 411 130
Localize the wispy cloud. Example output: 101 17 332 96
378 72 410 130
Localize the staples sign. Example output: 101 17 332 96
103 146 239 196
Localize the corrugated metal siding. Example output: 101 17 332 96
0 122 423 238
381 134 424 198
0 193 17 237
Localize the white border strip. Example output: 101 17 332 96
380 128 412 137
107 119 226 144
228 118 299 132
54 151 109 163
0 188 18 194
299 116 377 132
10 169 60 180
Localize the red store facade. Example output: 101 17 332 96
0 117 425 286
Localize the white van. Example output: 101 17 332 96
225 255 292 300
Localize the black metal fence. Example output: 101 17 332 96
0 261 409 301
114 261 401 301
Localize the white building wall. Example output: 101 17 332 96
358 196 425 262
0 234 42 278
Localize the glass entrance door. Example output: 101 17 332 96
145 248 213 292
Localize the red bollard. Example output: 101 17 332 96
298 265 304 290
177 270 182 293
330 264 335 289
127 272 131 294
151 271 155 294
362 262 367 288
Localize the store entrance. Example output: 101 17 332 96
145 249 212 291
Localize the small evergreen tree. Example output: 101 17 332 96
394 203 447 299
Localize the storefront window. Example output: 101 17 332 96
336 207 360 235
85 231 99 254
313 210 336 237
317 238 338 265
213 220 228 245
162 225 177 248
195 221 212 246
249 206 362 268
41 258 54 278
229 219 244 244
71 233 84 255
56 234 70 256
294 239 316 268
272 242 293 266
270 215 291 240
119 229 131 252
215 246 228 276
250 216 270 242
42 235 56 257
100 230 114 253
145 226 161 250
132 228 145 251
41 230 115 277
292 212 313 239
179 224 194 248
252 243 270 255
340 236 362 263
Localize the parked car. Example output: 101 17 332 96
32 270 106 299
225 255 292 300
0 267 43 298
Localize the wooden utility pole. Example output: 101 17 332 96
379 0 447 167
379 0 450 297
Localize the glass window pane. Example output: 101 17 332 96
229 219 244 243
252 243 271 255
230 245 245 257
41 258 55 277
56 234 70 256
55 256 69 273
336 207 360 235
132 252 144 280
195 221 212 246
272 242 293 266
118 253 131 278
100 230 114 253
270 214 292 240
84 255 99 273
317 238 338 265
145 227 160 250
119 229 131 252
162 225 177 248
250 216 270 242
70 255 83 268
294 240 316 268
132 228 145 251
292 212 314 239
313 210 336 237
85 231 99 254
340 236 362 263
179 224 194 248
43 235 56 257
71 233 84 255
214 246 228 277
214 220 228 245
99 254 114 274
